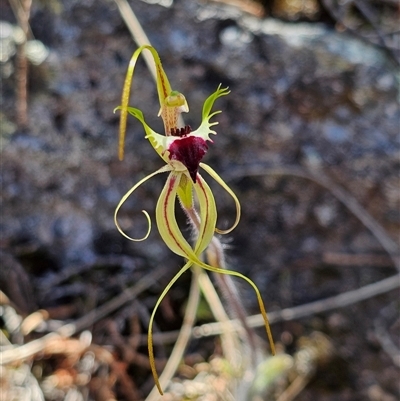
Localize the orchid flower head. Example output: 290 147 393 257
114 45 275 394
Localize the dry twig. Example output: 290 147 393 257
321 0 400 65
0 267 166 365
207 0 265 17
225 166 400 271
9 0 32 128
143 272 400 344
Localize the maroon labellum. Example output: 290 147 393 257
168 135 209 182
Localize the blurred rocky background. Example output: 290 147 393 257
1 0 399 400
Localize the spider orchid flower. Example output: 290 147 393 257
114 45 275 394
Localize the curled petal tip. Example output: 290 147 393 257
114 166 172 242
200 163 241 235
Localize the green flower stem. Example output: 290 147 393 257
182 205 258 364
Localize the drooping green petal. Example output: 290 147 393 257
192 85 230 143
196 261 276 356
170 250 276 356
199 162 241 234
192 173 217 255
148 259 193 395
156 172 198 258
114 165 172 241
117 45 172 161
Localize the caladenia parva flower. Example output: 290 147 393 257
114 45 275 394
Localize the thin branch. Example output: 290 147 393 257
374 302 400 368
8 0 34 38
39 255 141 290
323 252 397 268
10 0 32 128
321 0 400 65
197 273 400 337
353 0 396 56
0 267 166 365
374 321 400 368
142 273 400 344
225 166 400 271
59 267 167 337
207 0 265 17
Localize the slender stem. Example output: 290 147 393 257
183 206 257 362
197 266 243 370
